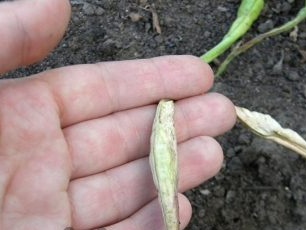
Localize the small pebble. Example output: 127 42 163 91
225 190 236 203
83 3 95 16
204 31 211 38
286 70 300 81
200 189 211 196
95 7 105 16
198 209 205 218
258 19 274 33
214 186 226 197
281 2 292 13
217 6 228 12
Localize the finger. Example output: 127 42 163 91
0 0 71 74
175 92 236 138
64 93 235 178
38 55 213 126
68 136 223 229
104 194 191 230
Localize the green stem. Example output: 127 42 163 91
200 0 264 63
216 6 306 76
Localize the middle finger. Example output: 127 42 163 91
64 93 235 179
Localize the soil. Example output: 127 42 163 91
4 0 306 229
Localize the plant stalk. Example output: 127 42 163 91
200 0 264 63
216 5 306 76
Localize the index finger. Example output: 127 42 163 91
37 55 214 127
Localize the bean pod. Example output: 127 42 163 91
149 99 179 230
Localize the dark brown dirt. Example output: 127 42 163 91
3 0 306 229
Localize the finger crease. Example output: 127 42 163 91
149 58 168 100
12 12 30 67
104 170 125 223
94 63 118 113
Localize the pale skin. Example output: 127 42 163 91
0 1 236 230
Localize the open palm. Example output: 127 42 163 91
0 1 236 229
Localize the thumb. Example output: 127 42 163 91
0 0 71 75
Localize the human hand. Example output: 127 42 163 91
0 1 236 229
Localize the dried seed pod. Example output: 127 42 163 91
149 99 179 230
236 106 306 157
